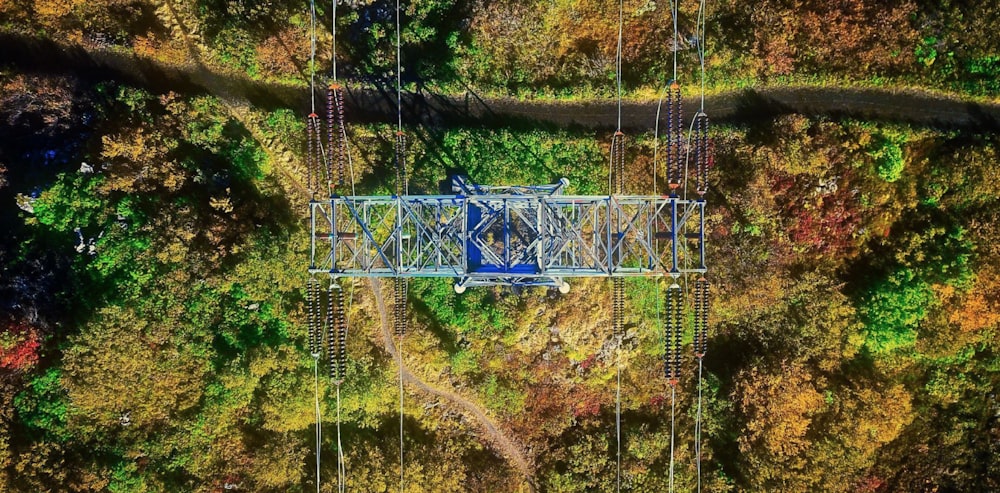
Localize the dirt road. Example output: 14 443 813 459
368 279 537 492
4 33 999 132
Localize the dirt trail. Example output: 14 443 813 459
368 278 537 492
4 33 1000 132
146 0 309 203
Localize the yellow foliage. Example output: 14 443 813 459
32 0 82 19
101 128 153 162
63 304 211 433
245 439 305 489
132 33 163 59
737 362 825 459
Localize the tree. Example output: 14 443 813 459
62 303 212 436
860 268 935 354
807 383 913 490
0 321 41 372
735 361 825 491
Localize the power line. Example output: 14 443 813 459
331 0 338 81
307 3 321 486
394 4 407 492
671 0 678 81
698 0 707 112
313 355 322 493
309 0 317 114
690 3 711 490
668 383 677 492
396 0 402 134
616 0 623 132
612 2 625 491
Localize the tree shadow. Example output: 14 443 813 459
336 76 578 195
408 295 460 356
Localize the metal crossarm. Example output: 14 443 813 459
310 180 706 289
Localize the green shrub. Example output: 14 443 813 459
860 269 935 354
869 135 906 183
13 368 71 442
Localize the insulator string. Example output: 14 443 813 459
325 87 335 194
337 286 347 382
306 115 316 195
694 114 709 196
308 277 319 355
330 85 347 189
669 83 683 192
313 356 322 493
664 283 683 383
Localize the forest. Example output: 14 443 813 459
1 0 999 492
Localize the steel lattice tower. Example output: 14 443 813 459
310 176 706 291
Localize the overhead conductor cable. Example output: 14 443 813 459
691 2 711 491
306 0 324 490
393 2 407 492
610 1 625 491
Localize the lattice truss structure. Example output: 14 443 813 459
309 177 707 290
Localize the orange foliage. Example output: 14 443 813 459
748 0 918 77
945 218 1000 336
32 0 80 19
1 74 75 129
950 285 1000 334
132 32 188 66
255 26 309 78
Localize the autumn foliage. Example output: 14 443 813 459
2 1 1000 489
0 322 41 372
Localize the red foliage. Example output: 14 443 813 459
578 353 597 371
572 396 601 419
855 475 885 493
771 172 862 258
649 394 666 409
0 321 41 371
790 195 858 254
